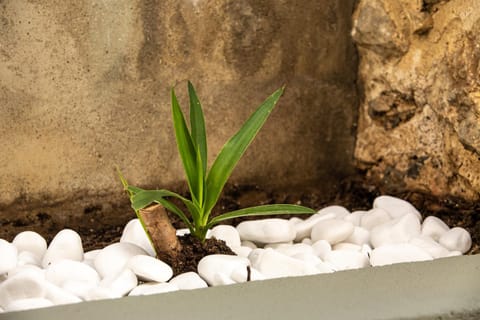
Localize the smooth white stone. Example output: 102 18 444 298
373 195 422 220
120 219 156 257
316 205 350 219
84 286 121 301
129 282 179 296
212 273 236 285
447 251 462 257
361 244 373 258
344 211 367 226
439 227 471 253
324 250 370 270
273 243 314 257
264 242 293 249
128 255 173 283
0 239 18 275
301 238 313 245
94 242 147 278
344 227 370 246
168 272 208 290
100 268 137 297
43 282 82 305
7 265 44 279
240 240 257 249
370 213 421 248
360 208 392 230
409 236 451 259
333 243 362 251
210 225 241 249
237 218 296 244
83 249 102 268
45 259 100 288
311 219 355 245
232 246 252 258
17 251 41 267
370 244 433 266
62 279 97 299
4 298 53 312
12 231 47 262
311 240 332 260
0 306 3 312
42 229 84 268
197 255 250 286
290 252 323 266
289 217 303 225
421 216 450 241
293 213 336 241
248 248 318 279
230 266 266 282
0 273 46 308
84 249 101 261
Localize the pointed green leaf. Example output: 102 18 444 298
204 87 284 215
207 204 315 227
171 88 200 203
188 81 207 176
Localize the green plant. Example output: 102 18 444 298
120 81 315 242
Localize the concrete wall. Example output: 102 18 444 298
0 1 358 218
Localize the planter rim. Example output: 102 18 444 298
2 254 480 320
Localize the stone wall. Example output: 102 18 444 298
352 0 480 200
0 1 358 219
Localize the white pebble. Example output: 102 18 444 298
293 213 336 241
0 273 46 308
120 219 156 257
343 211 367 226
333 243 362 251
409 236 450 259
360 208 392 230
324 250 370 270
232 246 253 258
4 298 53 312
240 240 257 249
197 255 250 286
17 251 41 267
43 282 82 305
421 216 450 241
370 213 421 248
45 260 100 288
42 229 84 268
7 265 44 279
316 205 350 219
370 243 433 266
438 227 472 253
248 248 319 279
12 231 47 262
100 268 138 297
311 219 354 244
344 226 370 246
128 255 173 282
0 240 18 275
237 218 296 244
129 282 179 296
311 240 332 260
373 195 422 220
94 242 147 278
83 286 120 301
273 243 314 257
168 272 208 290
210 225 241 249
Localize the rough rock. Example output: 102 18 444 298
352 0 480 200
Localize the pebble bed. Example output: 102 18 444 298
0 195 472 313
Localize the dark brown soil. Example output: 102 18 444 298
1 174 478 265
172 234 235 275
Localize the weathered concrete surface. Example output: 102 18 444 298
0 1 358 227
352 0 480 200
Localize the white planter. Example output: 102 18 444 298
1 255 479 320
